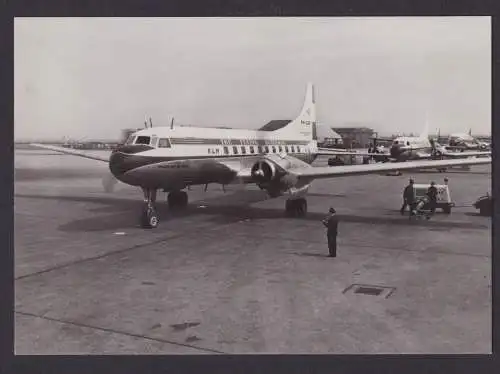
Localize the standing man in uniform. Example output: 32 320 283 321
400 178 416 215
426 181 438 216
322 207 339 257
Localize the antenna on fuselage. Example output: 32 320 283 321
149 117 153 128
144 120 148 129
170 117 175 129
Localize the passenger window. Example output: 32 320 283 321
223 146 229 155
233 146 238 154
406 141 410 146
272 146 276 153
278 146 282 152
135 136 151 145
264 146 269 153
258 146 263 154
158 138 171 148
250 146 255 154
285 146 289 152
290 146 295 152
241 146 246 154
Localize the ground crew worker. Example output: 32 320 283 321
322 207 339 257
427 181 438 216
400 178 416 215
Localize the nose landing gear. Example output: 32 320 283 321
141 188 159 229
140 188 190 228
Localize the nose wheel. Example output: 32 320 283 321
140 188 159 229
285 198 307 218
141 204 159 229
140 189 190 228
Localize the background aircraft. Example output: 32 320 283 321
32 83 491 229
358 123 491 163
447 129 490 151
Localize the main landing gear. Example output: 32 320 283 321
167 190 189 210
285 198 307 218
140 189 189 228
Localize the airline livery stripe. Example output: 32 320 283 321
169 138 310 146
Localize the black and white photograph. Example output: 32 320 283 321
14 16 491 354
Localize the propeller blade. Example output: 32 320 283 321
102 173 118 193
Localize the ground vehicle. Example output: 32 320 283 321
473 193 492 216
412 183 454 214
328 156 345 166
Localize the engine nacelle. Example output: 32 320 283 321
250 155 304 197
250 159 280 184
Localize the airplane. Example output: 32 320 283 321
317 123 491 165
367 123 491 162
447 129 490 151
31 83 491 229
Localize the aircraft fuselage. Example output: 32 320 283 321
109 131 318 191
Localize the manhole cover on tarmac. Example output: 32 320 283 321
343 284 396 299
170 322 200 331
354 286 383 296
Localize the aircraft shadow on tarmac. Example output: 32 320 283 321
15 191 489 232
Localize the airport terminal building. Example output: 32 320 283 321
331 127 375 149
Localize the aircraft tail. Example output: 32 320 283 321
273 82 316 140
419 120 430 139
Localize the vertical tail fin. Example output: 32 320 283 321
419 119 430 139
273 82 316 140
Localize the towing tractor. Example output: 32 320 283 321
473 193 493 216
412 182 454 214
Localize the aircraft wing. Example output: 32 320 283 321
30 143 110 162
440 149 491 158
289 157 491 181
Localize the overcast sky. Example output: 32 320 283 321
14 17 490 141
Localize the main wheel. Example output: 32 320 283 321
178 191 188 207
285 199 295 217
285 198 307 218
296 198 307 218
168 191 189 209
140 205 159 229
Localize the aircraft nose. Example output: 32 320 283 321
109 144 154 177
109 150 129 177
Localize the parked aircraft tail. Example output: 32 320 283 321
419 120 430 140
273 82 316 140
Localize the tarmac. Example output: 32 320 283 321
14 150 492 354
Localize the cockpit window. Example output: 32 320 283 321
158 138 171 148
406 141 410 146
125 135 135 145
393 140 398 145
135 136 151 145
